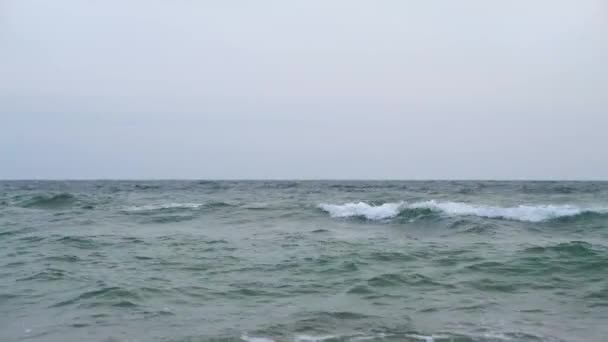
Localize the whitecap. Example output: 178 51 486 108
240 334 275 342
294 335 338 342
409 200 589 222
405 333 453 342
319 200 606 222
318 202 404 220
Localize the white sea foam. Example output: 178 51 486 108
318 202 404 220
294 335 338 342
319 200 605 222
404 334 434 342
241 333 388 342
123 203 203 212
409 200 591 222
405 333 452 342
240 335 275 342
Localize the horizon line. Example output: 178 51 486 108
1 178 607 182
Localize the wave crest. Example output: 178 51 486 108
319 200 607 222
410 200 592 223
19 193 78 209
318 202 403 220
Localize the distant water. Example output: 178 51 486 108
1 181 608 342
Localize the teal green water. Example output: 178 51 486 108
1 181 607 342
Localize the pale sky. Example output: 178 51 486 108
1 1 607 179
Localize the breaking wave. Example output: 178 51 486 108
239 332 512 342
318 200 607 222
319 202 403 221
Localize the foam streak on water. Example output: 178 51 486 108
1 180 608 342
123 202 204 211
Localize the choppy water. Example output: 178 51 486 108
1 181 608 342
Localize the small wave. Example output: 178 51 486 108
51 286 142 308
19 193 78 209
523 241 598 257
319 201 607 222
123 201 237 213
521 182 602 194
121 202 232 224
367 273 445 288
294 335 339 342
123 203 204 212
241 335 344 342
134 184 161 190
55 236 107 249
238 329 556 342
206 201 237 208
241 332 454 342
17 269 68 282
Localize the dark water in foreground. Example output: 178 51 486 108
1 181 608 342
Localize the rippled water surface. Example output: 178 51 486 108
1 181 608 342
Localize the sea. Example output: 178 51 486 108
1 180 607 342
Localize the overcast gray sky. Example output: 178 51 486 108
1 1 607 179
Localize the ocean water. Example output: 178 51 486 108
1 181 608 342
